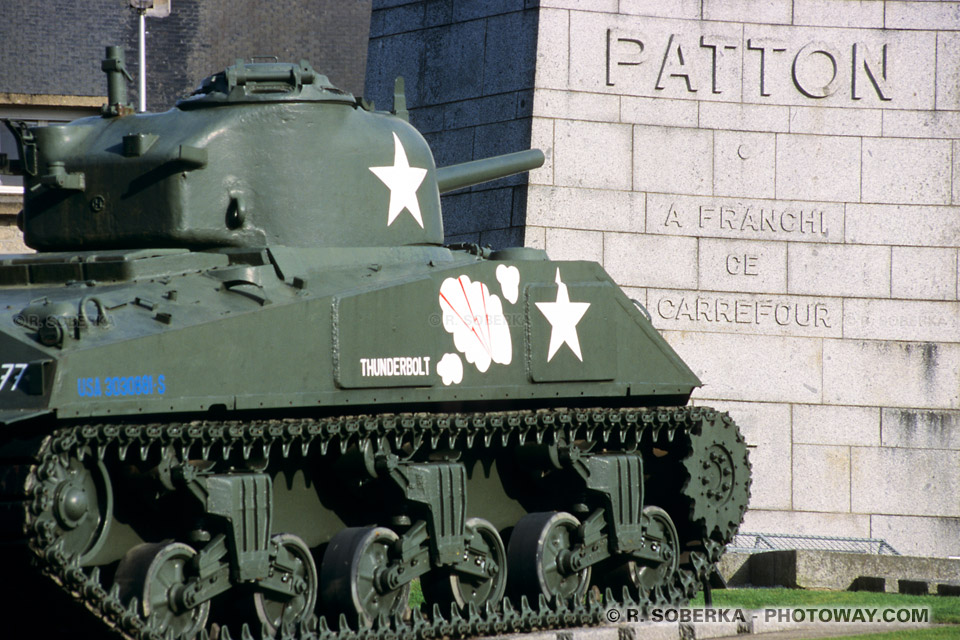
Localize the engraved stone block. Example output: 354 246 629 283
937 32 960 111
845 204 960 248
634 125 712 195
621 96 699 128
698 238 786 293
665 332 822 403
619 0 701 20
524 225 547 250
700 102 789 133
619 286 647 308
870 515 960 559
776 134 861 202
885 1 960 31
554 119 632 189
603 232 698 288
740 509 871 538
703 0 792 25
793 445 850 512
823 339 960 409
852 447 960 517
702 400 791 510
647 194 841 243
714 130 776 198
535 8 569 91
532 89 620 122
843 299 960 343
891 247 958 301
526 185 645 232
562 12 935 109
788 106 882 137
540 0 618 11
745 24 934 109
794 405 880 447
862 138 952 206
545 227 603 263
528 118 555 186
955 141 960 206
881 110 960 140
788 243 890 298
569 12 743 101
881 408 960 451
650 289 841 337
793 0 885 29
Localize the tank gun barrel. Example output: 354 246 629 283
436 149 544 194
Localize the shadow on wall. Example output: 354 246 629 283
365 1 539 249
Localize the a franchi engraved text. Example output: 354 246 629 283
606 29 891 101
663 203 828 236
657 295 832 328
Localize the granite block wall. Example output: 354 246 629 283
368 0 960 557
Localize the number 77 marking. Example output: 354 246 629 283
0 363 28 391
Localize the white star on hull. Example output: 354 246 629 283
369 132 428 228
535 269 591 362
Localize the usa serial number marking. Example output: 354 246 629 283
77 374 166 398
0 363 28 391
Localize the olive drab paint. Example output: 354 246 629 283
0 50 750 639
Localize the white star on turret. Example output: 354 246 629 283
369 132 428 228
535 269 591 362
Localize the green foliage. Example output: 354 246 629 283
690 588 960 624
837 627 960 640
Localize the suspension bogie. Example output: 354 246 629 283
7 405 750 639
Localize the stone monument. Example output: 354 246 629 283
366 0 960 557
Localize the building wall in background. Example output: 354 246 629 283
0 0 372 108
367 0 960 558
0 0 373 253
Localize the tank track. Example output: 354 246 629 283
0 405 750 640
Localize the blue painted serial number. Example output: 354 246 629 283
77 375 166 398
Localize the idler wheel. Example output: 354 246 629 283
320 526 410 626
254 533 318 635
422 517 507 609
507 511 591 602
37 456 112 564
115 541 210 639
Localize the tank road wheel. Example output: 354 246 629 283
633 506 682 604
320 526 410 626
595 506 681 605
507 511 591 602
34 456 113 564
422 517 507 609
254 533 318 635
115 542 210 639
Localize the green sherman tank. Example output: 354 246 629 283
0 48 750 640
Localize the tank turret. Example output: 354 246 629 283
2 50 542 252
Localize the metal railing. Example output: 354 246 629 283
728 532 900 556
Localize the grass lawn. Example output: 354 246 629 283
836 628 960 639
690 587 960 625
